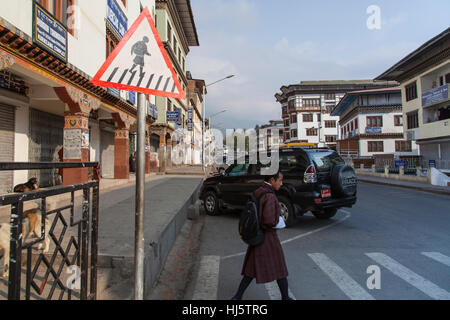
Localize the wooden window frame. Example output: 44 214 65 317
405 81 418 102
394 115 403 127
291 129 298 138
367 116 383 128
306 128 318 136
325 120 336 128
395 140 412 152
303 113 314 122
368 141 384 152
407 111 419 129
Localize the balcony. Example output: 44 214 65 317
422 84 449 108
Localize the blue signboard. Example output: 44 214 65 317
146 103 158 119
429 160 436 168
395 160 407 168
107 0 128 38
167 111 180 122
128 91 136 105
108 87 121 98
33 2 67 61
177 108 182 124
422 84 449 107
188 108 193 131
366 127 382 134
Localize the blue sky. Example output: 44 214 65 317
187 0 450 131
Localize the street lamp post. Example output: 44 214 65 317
209 109 227 130
202 75 234 173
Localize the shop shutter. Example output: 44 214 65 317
28 108 64 187
0 103 14 194
100 126 115 179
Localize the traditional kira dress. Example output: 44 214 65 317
241 183 289 283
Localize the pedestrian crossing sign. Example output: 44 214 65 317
92 7 185 99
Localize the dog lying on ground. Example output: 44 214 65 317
0 208 51 278
13 178 40 193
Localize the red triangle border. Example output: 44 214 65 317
91 7 185 100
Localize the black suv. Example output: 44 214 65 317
200 147 357 227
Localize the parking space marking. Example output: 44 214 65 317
192 256 221 300
421 252 450 267
308 253 375 300
264 281 297 300
366 253 450 300
221 210 351 261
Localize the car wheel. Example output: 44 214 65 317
278 196 296 227
313 208 337 220
203 191 221 216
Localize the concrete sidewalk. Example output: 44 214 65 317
357 174 450 196
165 165 206 176
96 175 203 299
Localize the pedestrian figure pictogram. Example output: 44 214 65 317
130 36 151 76
92 7 184 99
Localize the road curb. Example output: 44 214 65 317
357 176 450 196
96 179 204 300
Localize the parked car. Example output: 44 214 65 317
200 147 357 227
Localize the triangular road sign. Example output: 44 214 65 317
92 7 185 99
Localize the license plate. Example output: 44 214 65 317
321 189 331 198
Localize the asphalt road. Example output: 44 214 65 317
186 182 450 300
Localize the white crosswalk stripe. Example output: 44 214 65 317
308 253 375 300
421 252 450 267
264 281 297 300
366 253 450 300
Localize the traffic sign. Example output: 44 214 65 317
92 7 185 99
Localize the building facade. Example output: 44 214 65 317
332 87 419 159
256 120 284 151
376 27 450 170
275 80 398 149
150 0 199 171
186 72 205 165
0 0 160 194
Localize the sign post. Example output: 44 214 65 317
92 7 185 300
135 92 146 299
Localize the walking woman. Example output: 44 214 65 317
232 172 293 300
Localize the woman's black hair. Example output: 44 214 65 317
264 171 282 182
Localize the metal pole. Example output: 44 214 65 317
202 86 206 173
134 92 146 300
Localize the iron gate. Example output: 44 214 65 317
0 162 99 300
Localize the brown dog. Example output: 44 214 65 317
0 208 51 278
13 178 40 193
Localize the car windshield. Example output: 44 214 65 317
307 151 345 172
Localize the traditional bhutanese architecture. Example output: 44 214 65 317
150 0 200 172
274 80 398 150
331 87 419 160
0 0 157 194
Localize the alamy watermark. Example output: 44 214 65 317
367 5 381 30
66 265 81 290
170 128 280 175
366 265 381 290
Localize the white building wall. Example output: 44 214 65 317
90 120 101 162
70 0 156 78
14 104 30 185
0 0 34 37
359 139 419 157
